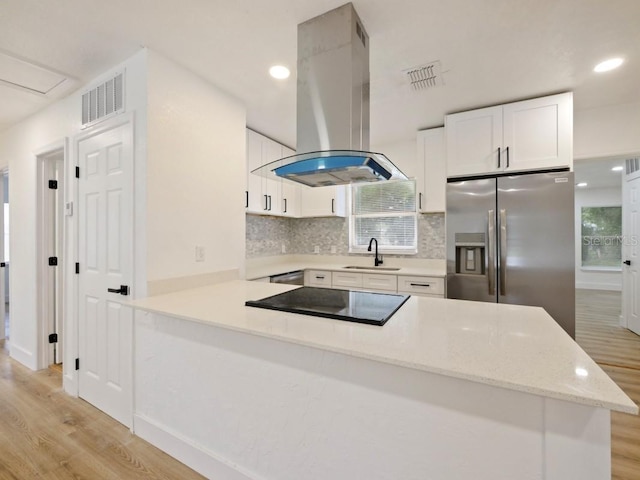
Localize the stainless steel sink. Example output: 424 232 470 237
343 266 401 271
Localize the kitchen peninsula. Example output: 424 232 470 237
129 280 636 480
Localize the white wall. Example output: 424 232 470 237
146 52 246 292
575 186 622 291
574 101 640 159
371 137 417 168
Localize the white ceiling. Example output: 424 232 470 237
1 0 639 148
574 156 628 189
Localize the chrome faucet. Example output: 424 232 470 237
367 237 383 267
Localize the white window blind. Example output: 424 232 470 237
350 180 417 254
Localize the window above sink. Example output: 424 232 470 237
349 180 417 255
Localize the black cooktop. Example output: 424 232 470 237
245 287 410 326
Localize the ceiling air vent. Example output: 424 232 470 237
404 61 443 91
81 72 124 128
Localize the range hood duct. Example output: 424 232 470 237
253 3 407 187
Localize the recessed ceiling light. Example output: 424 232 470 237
269 65 290 79
577 182 588 187
593 57 624 73
611 166 624 172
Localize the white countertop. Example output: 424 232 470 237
129 280 638 414
245 255 446 280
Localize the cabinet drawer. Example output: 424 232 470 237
307 270 331 287
397 276 444 296
331 272 363 289
362 274 397 292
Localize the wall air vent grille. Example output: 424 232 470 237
404 61 443 91
625 157 640 175
81 72 124 128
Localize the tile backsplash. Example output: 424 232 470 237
246 213 445 259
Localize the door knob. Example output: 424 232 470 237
623 260 631 266
107 285 129 296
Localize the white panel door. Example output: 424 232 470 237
78 122 134 427
623 174 640 336
445 105 502 178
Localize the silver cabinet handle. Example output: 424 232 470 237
487 210 495 295
500 209 507 296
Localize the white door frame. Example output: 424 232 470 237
37 147 65 366
64 112 135 397
34 140 68 370
0 169 6 341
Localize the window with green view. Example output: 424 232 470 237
581 206 622 268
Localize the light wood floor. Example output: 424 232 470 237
0 292 638 479
575 289 640 480
0 340 205 480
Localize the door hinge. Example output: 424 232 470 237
75 358 79 371
48 333 58 344
48 180 58 189
48 256 58 266
75 262 80 274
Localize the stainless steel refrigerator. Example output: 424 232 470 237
446 171 575 337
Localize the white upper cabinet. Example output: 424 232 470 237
246 130 266 212
501 94 573 172
445 92 573 178
299 185 346 217
262 139 283 215
446 106 503 177
280 146 300 217
417 127 446 212
246 129 300 217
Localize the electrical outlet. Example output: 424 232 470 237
330 245 337 254
195 245 205 262
314 245 320 254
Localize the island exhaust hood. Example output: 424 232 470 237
253 3 408 187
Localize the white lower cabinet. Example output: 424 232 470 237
331 272 363 290
305 270 332 287
397 276 445 297
304 269 444 297
362 273 397 292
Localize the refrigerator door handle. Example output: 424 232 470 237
500 209 507 296
487 210 496 295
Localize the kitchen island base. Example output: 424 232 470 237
134 309 611 480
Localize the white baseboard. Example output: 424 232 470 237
575 282 622 291
9 343 37 370
133 414 259 480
